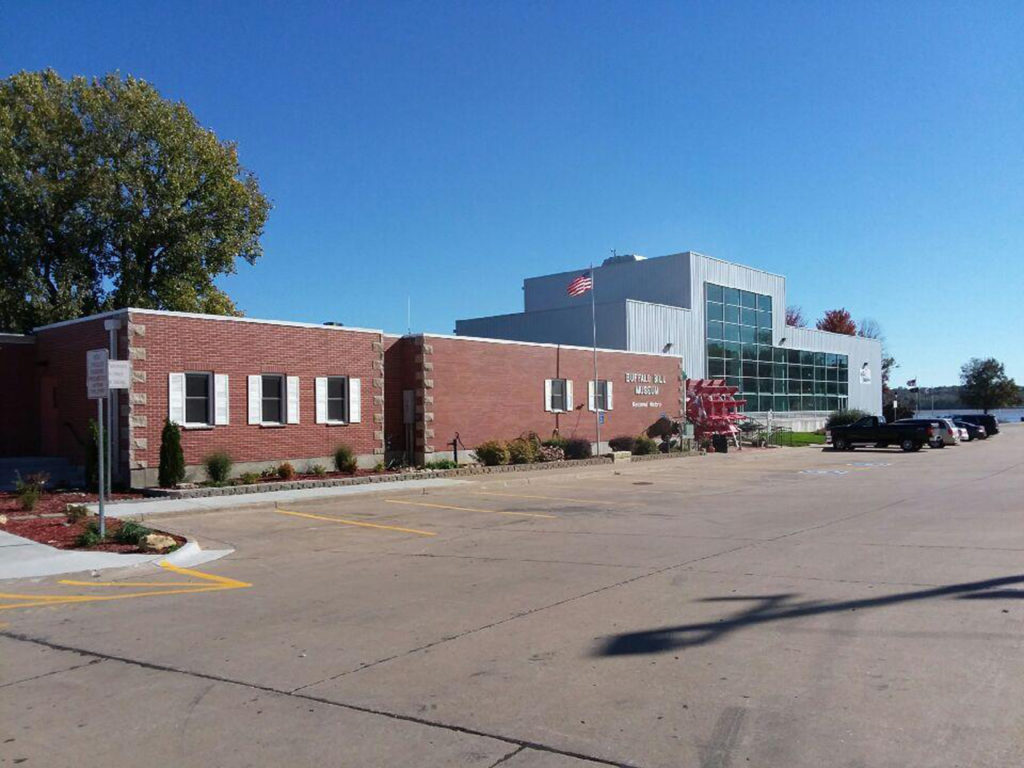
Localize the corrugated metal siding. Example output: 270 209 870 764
624 301 696 376
524 253 692 312
455 303 628 349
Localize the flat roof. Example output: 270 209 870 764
33 308 383 336
421 331 683 358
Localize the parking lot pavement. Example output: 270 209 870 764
2 427 1023 767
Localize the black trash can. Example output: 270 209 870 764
712 434 729 454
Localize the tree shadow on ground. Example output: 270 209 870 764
595 574 1024 656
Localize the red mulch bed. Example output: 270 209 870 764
1 514 184 554
0 489 143 518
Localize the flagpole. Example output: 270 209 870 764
590 261 601 455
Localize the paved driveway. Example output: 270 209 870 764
2 429 1023 767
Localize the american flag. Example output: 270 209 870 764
906 378 917 388
566 271 593 297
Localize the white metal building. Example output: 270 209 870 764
456 251 883 428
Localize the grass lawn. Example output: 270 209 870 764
775 431 826 446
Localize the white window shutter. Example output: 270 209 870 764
588 380 596 412
214 374 230 425
544 379 553 412
286 376 300 424
168 373 185 425
348 378 361 423
247 375 261 425
606 381 614 410
315 377 328 424
566 380 574 410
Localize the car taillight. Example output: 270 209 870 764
928 427 935 436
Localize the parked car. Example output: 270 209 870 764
953 419 987 441
893 418 955 448
826 416 931 452
950 413 1000 436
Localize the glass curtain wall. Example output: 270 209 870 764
705 283 848 412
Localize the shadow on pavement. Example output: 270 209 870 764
595 574 1024 656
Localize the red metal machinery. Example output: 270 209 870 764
686 379 747 442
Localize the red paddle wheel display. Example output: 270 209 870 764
686 379 747 441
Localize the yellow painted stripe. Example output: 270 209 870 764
384 499 555 519
473 491 612 505
275 508 437 536
58 580 203 588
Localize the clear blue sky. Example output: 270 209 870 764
3 1 1022 385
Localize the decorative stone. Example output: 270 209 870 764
132 370 147 383
128 346 147 360
139 533 177 552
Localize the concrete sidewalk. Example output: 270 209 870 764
86 477 469 517
0 530 231 580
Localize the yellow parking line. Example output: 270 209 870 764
275 507 437 536
472 491 612 505
0 562 250 613
385 499 555 519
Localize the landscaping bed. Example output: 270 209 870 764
0 489 143 517
1 513 185 554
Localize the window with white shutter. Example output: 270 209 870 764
547 378 569 412
348 378 361 423
214 374 230 425
168 373 185 425
286 376 300 424
315 377 328 424
247 375 261 425
589 380 611 411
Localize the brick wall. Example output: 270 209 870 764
33 317 118 468
0 339 40 456
124 312 384 485
412 335 684 461
383 335 419 457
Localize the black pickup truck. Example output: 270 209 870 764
826 416 932 452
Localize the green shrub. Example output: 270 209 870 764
239 472 261 485
14 472 47 511
507 437 539 464
66 505 89 524
564 438 592 460
373 461 386 473
113 520 152 545
542 435 568 450
204 452 233 484
334 444 358 474
423 459 458 470
158 419 186 488
475 440 510 466
76 528 103 547
632 435 659 455
825 409 871 429
608 435 636 453
307 463 327 477
277 461 295 480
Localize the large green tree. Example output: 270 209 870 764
960 357 1021 414
0 69 270 332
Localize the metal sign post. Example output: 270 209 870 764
87 350 131 539
86 349 109 537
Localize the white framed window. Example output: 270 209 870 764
545 378 573 412
248 374 300 425
588 379 613 411
315 376 362 424
168 372 228 427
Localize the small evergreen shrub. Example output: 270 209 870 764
15 472 46 511
158 419 186 488
239 472 261 485
564 438 592 460
113 520 152 545
76 520 102 547
307 463 327 477
66 505 89 524
334 444 358 473
423 459 458 470
277 461 296 480
204 452 233 484
632 435 659 455
608 435 636 453
475 440 510 466
373 461 386 473
507 437 538 464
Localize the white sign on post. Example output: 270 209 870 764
107 360 132 390
86 349 110 399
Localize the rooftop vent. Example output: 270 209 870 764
602 253 646 266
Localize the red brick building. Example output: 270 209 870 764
2 311 682 486
385 334 684 464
